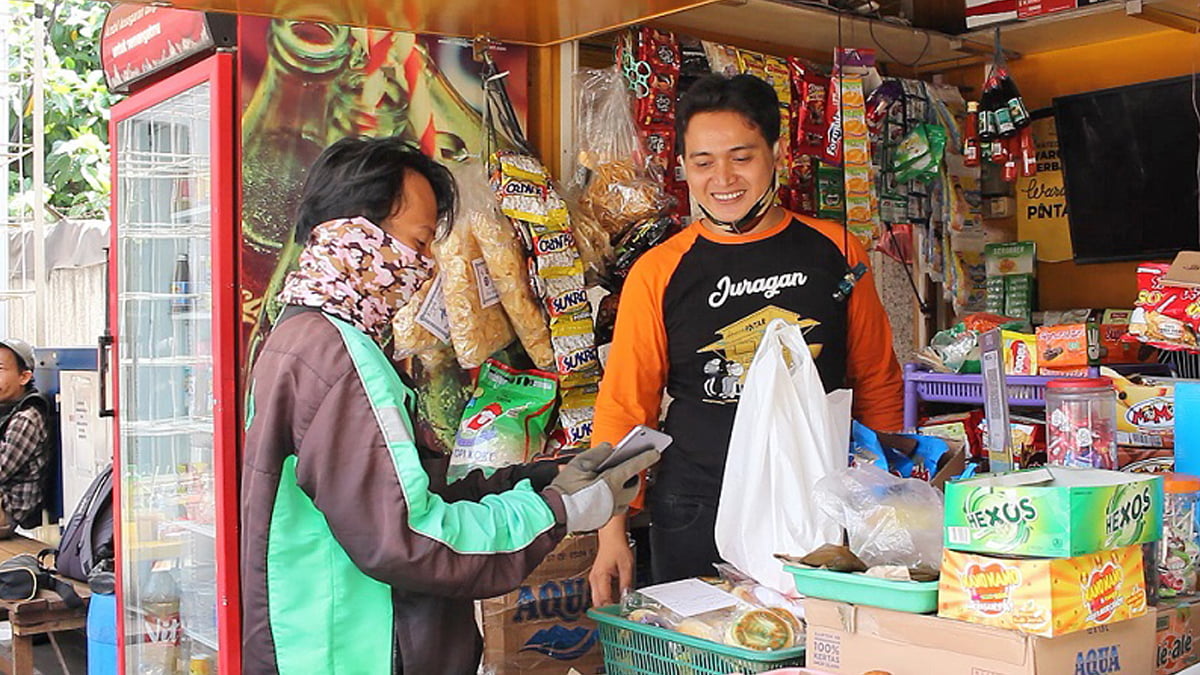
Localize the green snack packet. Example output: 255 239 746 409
893 124 947 183
448 359 558 481
817 163 845 221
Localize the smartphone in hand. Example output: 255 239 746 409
596 425 672 472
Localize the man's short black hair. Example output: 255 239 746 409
675 74 781 155
293 136 458 245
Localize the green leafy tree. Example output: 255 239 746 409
8 0 115 219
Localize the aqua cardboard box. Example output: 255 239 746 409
944 466 1163 558
807 597 1155 675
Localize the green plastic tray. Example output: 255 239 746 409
785 566 939 614
587 605 806 675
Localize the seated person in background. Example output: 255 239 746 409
0 338 49 538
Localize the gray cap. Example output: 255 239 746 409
0 338 35 372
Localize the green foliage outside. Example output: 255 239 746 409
8 0 115 219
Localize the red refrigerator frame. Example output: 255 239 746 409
108 50 242 674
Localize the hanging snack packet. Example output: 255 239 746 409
495 152 601 386
893 124 948 183
789 58 830 158
432 211 516 370
549 384 598 455
1130 263 1200 351
469 211 555 370
563 196 613 279
572 67 666 240
454 160 556 370
448 359 558 480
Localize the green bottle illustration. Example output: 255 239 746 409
241 20 351 254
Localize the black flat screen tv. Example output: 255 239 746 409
1053 75 1200 263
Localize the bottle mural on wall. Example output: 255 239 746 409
241 20 352 254
238 19 531 375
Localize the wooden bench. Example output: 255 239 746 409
0 535 91 675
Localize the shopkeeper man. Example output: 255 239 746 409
240 136 659 675
589 73 904 603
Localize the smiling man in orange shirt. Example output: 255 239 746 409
588 74 904 604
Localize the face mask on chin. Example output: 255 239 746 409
697 173 778 235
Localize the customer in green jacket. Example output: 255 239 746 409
241 136 657 675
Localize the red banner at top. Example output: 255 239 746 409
101 3 215 93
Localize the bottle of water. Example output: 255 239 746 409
140 561 181 675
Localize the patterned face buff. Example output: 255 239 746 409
277 216 434 341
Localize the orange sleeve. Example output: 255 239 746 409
593 232 692 511
593 242 681 445
843 234 905 432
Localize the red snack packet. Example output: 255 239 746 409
822 75 843 166
639 125 675 181
963 312 1022 333
789 59 831 159
635 28 680 127
1130 263 1200 351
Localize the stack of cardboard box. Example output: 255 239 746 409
807 467 1164 674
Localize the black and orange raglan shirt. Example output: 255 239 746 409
593 209 904 506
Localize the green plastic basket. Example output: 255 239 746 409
587 605 806 675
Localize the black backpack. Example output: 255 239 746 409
52 463 113 582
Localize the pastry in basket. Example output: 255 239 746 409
676 617 721 642
725 608 795 650
627 608 674 629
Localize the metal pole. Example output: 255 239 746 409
0 2 12 335
31 3 46 347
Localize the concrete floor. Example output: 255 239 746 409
0 625 90 675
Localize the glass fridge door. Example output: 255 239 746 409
114 80 219 674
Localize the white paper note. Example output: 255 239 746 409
639 579 739 617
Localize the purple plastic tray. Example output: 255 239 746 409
902 362 1057 430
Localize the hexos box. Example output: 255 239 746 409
944 466 1163 558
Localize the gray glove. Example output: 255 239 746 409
546 443 661 533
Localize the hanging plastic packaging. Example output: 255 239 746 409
448 359 558 481
453 160 556 370
432 203 517 370
571 67 666 241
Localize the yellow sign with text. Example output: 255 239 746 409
1017 118 1074 262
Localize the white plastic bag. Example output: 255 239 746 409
715 319 853 593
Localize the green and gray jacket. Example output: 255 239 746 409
241 310 568 674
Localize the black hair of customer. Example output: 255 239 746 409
292 136 458 245
675 73 781 155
